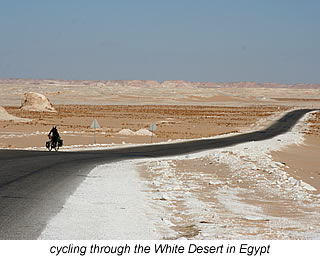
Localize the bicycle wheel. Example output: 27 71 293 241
46 141 52 151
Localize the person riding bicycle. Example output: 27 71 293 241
48 125 60 146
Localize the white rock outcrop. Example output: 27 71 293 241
21 92 56 112
0 106 31 122
117 128 155 136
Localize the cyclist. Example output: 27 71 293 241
48 125 60 147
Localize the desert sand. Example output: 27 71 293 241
1 78 319 149
1 78 319 239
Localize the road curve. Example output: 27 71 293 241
0 109 316 239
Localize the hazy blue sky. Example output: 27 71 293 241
0 0 319 83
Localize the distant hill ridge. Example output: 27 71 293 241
0 78 319 89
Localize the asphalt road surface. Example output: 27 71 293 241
0 109 316 239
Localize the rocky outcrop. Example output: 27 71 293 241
105 80 160 88
160 80 194 88
20 92 56 112
0 106 31 122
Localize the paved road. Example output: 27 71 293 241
0 109 315 239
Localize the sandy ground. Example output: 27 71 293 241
1 78 320 107
1 79 320 239
135 112 320 239
1 78 318 149
272 112 320 191
0 105 289 149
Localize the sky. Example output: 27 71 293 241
0 0 319 83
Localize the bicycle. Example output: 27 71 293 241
46 136 63 151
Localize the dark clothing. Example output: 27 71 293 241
48 128 60 143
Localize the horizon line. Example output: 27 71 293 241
0 77 319 86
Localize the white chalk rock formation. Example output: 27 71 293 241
117 128 155 137
0 106 31 122
135 129 154 136
117 129 135 136
21 92 56 112
96 82 106 87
